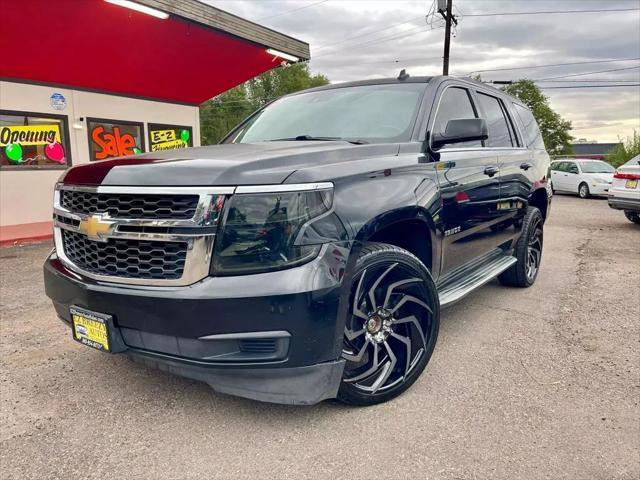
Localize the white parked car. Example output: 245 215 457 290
608 155 640 224
550 159 615 198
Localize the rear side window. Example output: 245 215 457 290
432 87 481 148
513 104 545 150
476 93 514 147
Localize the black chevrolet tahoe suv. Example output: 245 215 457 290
44 75 552 406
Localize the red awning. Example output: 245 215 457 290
1 0 308 105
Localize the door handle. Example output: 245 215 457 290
484 166 499 177
520 162 533 171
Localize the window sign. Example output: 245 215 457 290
0 110 71 169
148 124 193 152
87 118 144 161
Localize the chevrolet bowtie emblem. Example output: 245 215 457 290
78 215 114 241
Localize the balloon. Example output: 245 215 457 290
45 142 65 164
5 143 23 163
133 147 142 155
180 129 190 142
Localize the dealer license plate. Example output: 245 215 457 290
626 179 637 189
70 306 111 352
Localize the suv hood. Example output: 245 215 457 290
61 142 400 186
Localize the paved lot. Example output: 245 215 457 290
1 195 638 480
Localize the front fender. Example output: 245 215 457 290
328 173 441 360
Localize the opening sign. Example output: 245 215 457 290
148 124 193 152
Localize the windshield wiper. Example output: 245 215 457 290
270 135 368 145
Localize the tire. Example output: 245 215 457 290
337 242 440 406
624 210 640 224
498 207 543 288
578 182 590 199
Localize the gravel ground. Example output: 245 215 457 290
1 194 638 480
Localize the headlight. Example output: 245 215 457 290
211 187 333 275
593 177 609 184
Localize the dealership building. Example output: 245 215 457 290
0 0 309 244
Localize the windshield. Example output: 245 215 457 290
623 155 640 167
580 161 615 173
228 83 427 144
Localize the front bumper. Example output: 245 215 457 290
588 182 611 196
44 243 350 405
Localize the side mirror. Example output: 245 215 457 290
431 118 488 149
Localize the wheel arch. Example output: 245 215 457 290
529 187 550 221
353 206 438 273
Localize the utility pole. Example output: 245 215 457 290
438 0 457 75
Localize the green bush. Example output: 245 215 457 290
607 130 640 167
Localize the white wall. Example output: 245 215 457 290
0 81 200 227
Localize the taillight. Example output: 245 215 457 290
614 171 640 180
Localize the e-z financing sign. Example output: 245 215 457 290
149 125 192 152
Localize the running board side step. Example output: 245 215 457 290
437 251 517 308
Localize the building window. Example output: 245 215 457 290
0 110 72 169
87 118 145 161
148 124 193 152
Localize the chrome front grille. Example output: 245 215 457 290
62 230 187 280
60 190 199 219
53 184 234 286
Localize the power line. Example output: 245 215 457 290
539 84 640 89
314 15 425 50
465 58 640 75
461 7 640 17
534 79 640 83
330 57 444 66
313 25 439 59
255 0 328 21
536 65 640 81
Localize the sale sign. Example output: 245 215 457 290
87 119 143 161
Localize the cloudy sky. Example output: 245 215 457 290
206 0 640 143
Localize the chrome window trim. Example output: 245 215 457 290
428 82 526 153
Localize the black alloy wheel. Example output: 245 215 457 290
525 213 543 282
338 243 439 406
499 206 544 288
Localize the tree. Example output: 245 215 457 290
503 80 574 156
607 130 640 167
200 63 329 144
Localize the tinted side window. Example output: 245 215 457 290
432 87 481 148
550 162 561 171
513 103 545 150
476 93 513 147
568 162 579 173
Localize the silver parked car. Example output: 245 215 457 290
608 155 640 224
